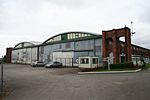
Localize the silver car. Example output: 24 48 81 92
45 61 62 68
31 61 45 67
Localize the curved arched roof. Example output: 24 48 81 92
43 31 99 44
14 41 41 49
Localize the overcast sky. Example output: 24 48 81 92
0 0 150 57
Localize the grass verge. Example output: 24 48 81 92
146 64 150 68
91 68 139 72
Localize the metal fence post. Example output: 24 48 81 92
72 58 73 67
65 58 66 67
1 56 4 92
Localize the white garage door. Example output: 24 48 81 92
53 52 74 66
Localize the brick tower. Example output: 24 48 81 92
102 27 132 64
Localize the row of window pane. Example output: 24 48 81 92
46 33 92 43
47 35 61 43
80 58 98 64
80 58 89 64
68 33 91 39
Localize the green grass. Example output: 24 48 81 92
89 63 150 72
91 68 139 72
146 64 150 68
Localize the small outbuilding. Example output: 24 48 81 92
79 56 99 69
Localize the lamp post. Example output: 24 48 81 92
131 21 136 36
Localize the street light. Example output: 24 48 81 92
131 21 136 35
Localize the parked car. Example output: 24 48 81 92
31 61 45 67
45 61 62 68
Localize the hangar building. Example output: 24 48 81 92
6 27 150 66
10 32 102 66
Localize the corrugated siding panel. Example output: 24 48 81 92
75 40 94 50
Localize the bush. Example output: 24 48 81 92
110 62 133 69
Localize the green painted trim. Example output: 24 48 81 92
12 35 101 50
43 31 101 44
42 35 102 46
13 45 39 50
14 42 35 48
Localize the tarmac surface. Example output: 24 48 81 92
3 64 150 100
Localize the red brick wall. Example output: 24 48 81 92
6 48 12 63
102 27 132 64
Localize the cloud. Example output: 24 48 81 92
0 0 150 56
132 0 150 23
139 9 150 23
46 0 87 8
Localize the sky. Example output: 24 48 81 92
0 0 150 57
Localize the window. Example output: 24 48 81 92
46 35 61 43
87 34 91 37
84 34 87 37
72 33 76 39
80 58 89 64
41 47 44 54
68 34 72 39
65 43 71 48
79 33 82 38
81 33 85 37
92 58 98 64
75 33 79 38
56 44 62 49
59 44 62 49
95 46 101 52
61 34 68 40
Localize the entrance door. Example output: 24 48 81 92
120 54 125 63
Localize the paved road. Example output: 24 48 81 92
3 64 150 100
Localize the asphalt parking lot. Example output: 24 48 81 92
3 64 150 100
